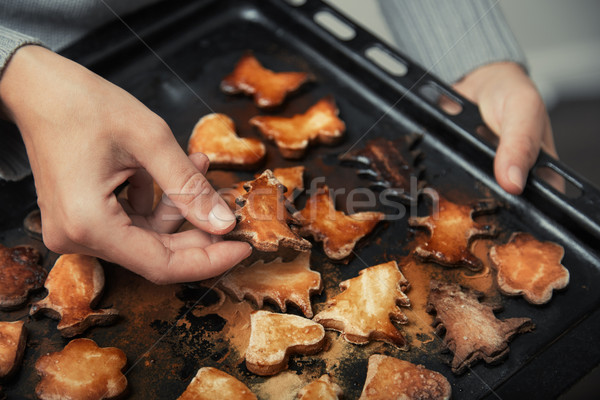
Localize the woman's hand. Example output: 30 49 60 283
452 61 561 194
0 45 251 284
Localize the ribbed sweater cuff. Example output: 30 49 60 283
378 0 528 83
0 26 43 77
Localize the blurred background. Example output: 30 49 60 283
323 0 599 398
325 0 600 191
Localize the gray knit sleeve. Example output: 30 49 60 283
378 0 527 84
0 26 42 181
0 26 42 77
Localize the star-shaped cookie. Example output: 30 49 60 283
0 321 26 380
30 254 119 337
293 185 384 260
35 338 127 400
221 52 312 108
245 310 326 376
218 252 321 318
313 261 411 349
250 97 345 159
358 355 451 400
178 367 256 400
427 280 534 374
408 197 496 270
187 113 266 170
297 374 343 400
490 232 569 304
225 170 311 261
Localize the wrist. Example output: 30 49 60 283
0 45 47 122
455 62 527 103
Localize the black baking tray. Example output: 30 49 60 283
1 0 600 398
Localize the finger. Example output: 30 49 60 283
541 116 559 158
126 168 154 215
41 216 90 256
147 152 211 234
102 223 252 284
132 123 236 234
493 91 545 195
163 229 220 250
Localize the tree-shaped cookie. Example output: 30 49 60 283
222 166 305 210
0 244 46 310
313 261 411 349
408 197 496 270
0 321 26 380
225 170 311 260
358 355 451 400
30 254 119 337
297 374 343 400
272 166 305 203
250 97 345 159
187 113 266 170
339 134 425 203
245 310 326 376
427 280 534 374
178 367 256 400
35 338 127 400
490 232 569 304
293 185 384 260
219 252 321 317
221 52 312 108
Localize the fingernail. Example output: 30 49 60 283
209 203 236 230
508 165 525 190
242 243 252 257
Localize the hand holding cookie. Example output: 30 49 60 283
0 46 251 284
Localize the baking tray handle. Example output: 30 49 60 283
276 0 600 248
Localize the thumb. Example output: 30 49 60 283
490 90 546 195
134 121 236 234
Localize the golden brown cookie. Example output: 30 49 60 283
490 232 569 304
35 338 127 400
272 166 305 202
225 170 311 261
218 252 321 317
409 198 496 270
313 261 410 349
0 321 26 380
178 367 256 400
293 185 384 260
221 52 311 108
427 280 534 374
245 310 326 376
297 374 343 400
118 180 164 214
30 254 118 337
250 97 345 159
0 244 45 310
187 113 266 170
222 166 305 210
23 209 43 240
358 355 451 400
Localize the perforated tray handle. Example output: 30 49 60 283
279 0 600 247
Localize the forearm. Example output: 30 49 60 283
0 25 45 181
378 0 527 84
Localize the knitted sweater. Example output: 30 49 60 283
0 0 526 181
